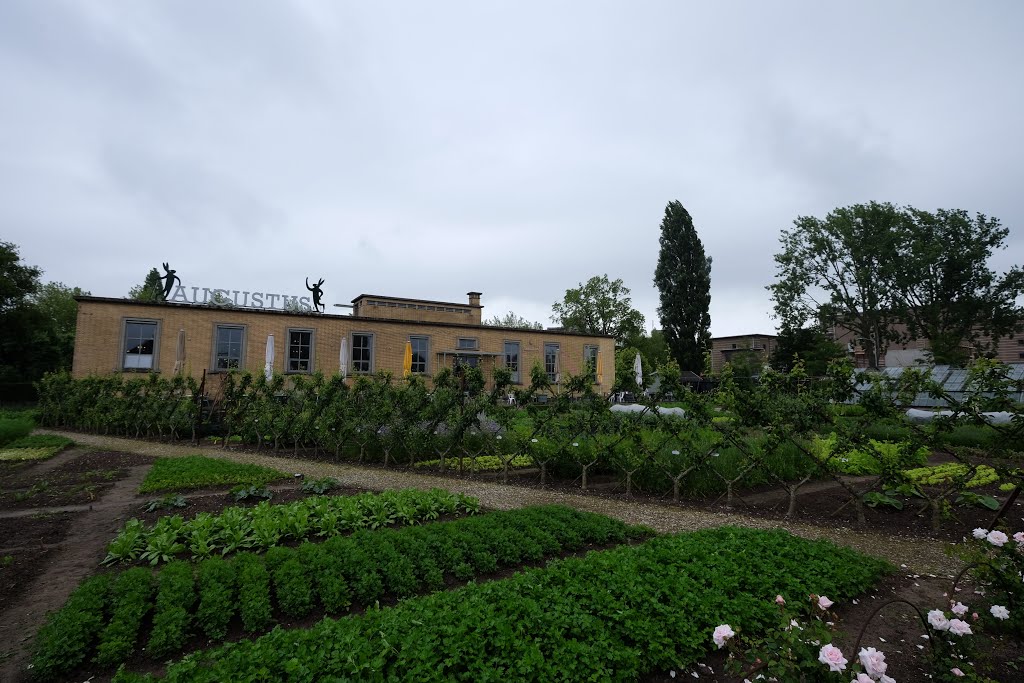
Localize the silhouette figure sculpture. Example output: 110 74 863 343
306 277 325 313
159 263 180 301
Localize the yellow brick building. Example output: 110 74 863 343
72 292 615 392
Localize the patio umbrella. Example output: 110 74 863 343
173 329 186 375
634 352 643 389
339 337 348 379
402 340 413 376
264 334 275 381
596 352 603 386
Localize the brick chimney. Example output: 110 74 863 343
467 292 482 324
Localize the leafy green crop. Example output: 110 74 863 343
139 455 288 493
122 527 889 683
32 574 111 679
904 463 999 488
44 506 648 674
104 489 481 566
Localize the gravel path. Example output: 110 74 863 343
38 429 961 576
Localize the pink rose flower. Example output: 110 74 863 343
817 595 834 610
990 604 1010 620
951 667 965 677
817 644 847 672
775 594 785 606
858 647 887 678
987 530 1009 547
972 527 988 539
927 609 950 631
972 612 979 621
1013 531 1024 546
853 674 873 683
712 624 735 649
950 601 968 616
948 618 973 636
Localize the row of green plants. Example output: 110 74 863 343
109 526 890 682
35 359 1024 524
104 488 481 565
0 433 73 461
33 505 645 678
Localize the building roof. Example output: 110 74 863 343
74 296 613 338
711 333 778 341
351 293 482 309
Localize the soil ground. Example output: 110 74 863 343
0 431 1019 682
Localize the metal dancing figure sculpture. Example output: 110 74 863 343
306 277 325 313
159 263 180 301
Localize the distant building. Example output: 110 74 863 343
709 334 777 374
828 321 1023 368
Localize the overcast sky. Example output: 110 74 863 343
2 1 1022 336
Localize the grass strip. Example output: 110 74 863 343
121 527 890 682
138 455 288 493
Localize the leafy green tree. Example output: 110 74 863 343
31 282 89 374
891 208 1023 365
551 274 644 343
483 312 543 329
768 202 904 370
769 202 1023 369
654 201 711 373
769 326 847 377
0 241 43 382
129 268 163 301
626 329 670 375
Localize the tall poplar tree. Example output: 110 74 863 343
654 201 712 373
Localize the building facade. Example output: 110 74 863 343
708 334 778 375
829 322 1024 368
72 292 615 392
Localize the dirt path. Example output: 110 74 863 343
0 464 151 683
36 430 962 577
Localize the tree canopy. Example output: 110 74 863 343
769 326 846 377
128 267 163 301
654 201 712 374
551 274 644 342
768 202 1023 368
483 312 543 329
0 242 88 384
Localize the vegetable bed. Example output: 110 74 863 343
33 506 646 676
115 526 889 682
104 488 480 565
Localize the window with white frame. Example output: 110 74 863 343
544 343 559 382
352 333 373 373
504 341 520 383
214 325 245 370
410 335 428 374
287 329 314 373
123 320 158 370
